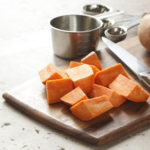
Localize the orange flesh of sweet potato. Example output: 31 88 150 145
70 95 113 121
69 61 83 68
90 65 100 76
60 87 88 106
66 64 94 94
46 78 73 104
81 51 102 70
89 84 126 107
69 61 99 77
39 64 67 84
109 74 149 102
110 91 126 107
95 63 130 87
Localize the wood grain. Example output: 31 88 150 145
2 36 150 145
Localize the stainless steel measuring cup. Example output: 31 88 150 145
50 14 103 59
50 11 124 59
104 17 141 42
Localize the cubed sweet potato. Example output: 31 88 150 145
70 95 113 121
95 63 130 87
109 74 149 102
69 61 83 68
66 64 94 94
69 61 99 76
90 65 100 76
89 84 126 107
60 87 88 106
39 64 67 84
81 51 102 70
46 78 74 104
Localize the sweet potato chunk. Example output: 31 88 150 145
39 64 67 84
69 61 83 68
66 64 94 94
60 87 88 106
90 65 100 76
95 63 130 87
81 51 102 70
70 95 113 121
89 84 126 107
46 78 73 104
69 61 99 76
109 74 149 102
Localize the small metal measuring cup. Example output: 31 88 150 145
100 18 115 35
89 9 124 36
104 17 141 42
100 17 139 35
82 4 126 36
83 4 113 15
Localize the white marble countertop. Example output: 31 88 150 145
0 0 150 149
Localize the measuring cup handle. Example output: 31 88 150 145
94 10 124 19
126 17 141 30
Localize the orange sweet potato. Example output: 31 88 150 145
39 64 67 84
69 61 99 76
70 95 113 121
81 51 102 70
60 87 88 106
46 78 73 104
89 84 126 107
66 64 94 94
95 63 130 87
69 61 83 68
90 65 100 76
109 74 149 102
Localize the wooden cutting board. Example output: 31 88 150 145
2 36 150 145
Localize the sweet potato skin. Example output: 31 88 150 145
46 78 74 104
60 87 88 106
70 95 113 121
95 63 130 87
109 74 149 102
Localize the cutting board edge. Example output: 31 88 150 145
3 92 150 146
97 113 150 145
2 92 100 145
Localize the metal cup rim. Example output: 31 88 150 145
105 26 127 38
82 4 113 15
50 14 103 33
